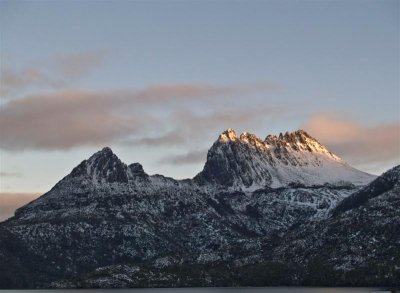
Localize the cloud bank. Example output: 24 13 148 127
0 50 106 97
303 114 400 171
2 51 397 174
1 51 280 158
0 82 277 151
158 149 208 165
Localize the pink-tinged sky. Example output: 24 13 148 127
0 0 399 212
0 193 40 221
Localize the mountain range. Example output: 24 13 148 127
0 129 398 288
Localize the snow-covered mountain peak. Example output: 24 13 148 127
218 129 333 154
70 146 129 184
99 146 113 154
266 129 317 146
196 129 375 188
217 129 341 162
264 129 342 162
239 132 265 147
65 127 375 191
84 146 119 165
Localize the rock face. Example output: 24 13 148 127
332 165 400 216
195 129 374 189
0 129 397 288
273 165 400 286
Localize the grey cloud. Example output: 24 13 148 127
0 68 61 96
122 131 187 147
1 82 276 151
158 149 208 165
0 172 23 178
0 50 106 97
1 68 42 89
0 90 142 150
126 106 279 148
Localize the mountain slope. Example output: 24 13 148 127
0 129 387 288
332 165 400 216
48 166 400 288
273 165 400 286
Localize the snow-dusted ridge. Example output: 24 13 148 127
13 128 376 221
65 128 375 191
2 129 397 288
195 129 375 189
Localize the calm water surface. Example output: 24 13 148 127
1 288 394 293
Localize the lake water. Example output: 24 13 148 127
0 288 394 293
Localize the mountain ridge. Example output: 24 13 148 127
54 128 376 190
12 128 376 225
1 128 396 289
197 128 375 189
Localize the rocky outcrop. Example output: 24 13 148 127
195 129 374 188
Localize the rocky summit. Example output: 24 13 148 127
195 129 373 188
0 129 398 289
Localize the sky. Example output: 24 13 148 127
0 0 399 216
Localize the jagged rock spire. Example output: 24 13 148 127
129 163 148 179
218 128 238 142
70 146 129 183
